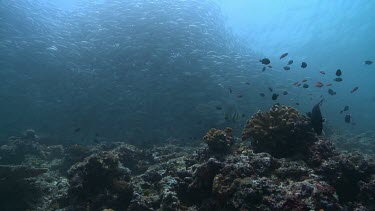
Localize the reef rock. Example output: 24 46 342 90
67 151 133 210
203 127 234 153
242 104 317 159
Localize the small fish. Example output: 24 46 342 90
216 106 223 110
301 62 307 68
328 89 336 95
295 102 300 105
237 94 243 98
311 99 325 135
340 105 349 114
262 66 266 72
283 66 290 70
293 82 299 85
334 77 343 82
283 91 288 95
315 82 324 88
74 128 81 133
272 93 279 100
245 82 250 85
229 87 232 93
326 83 332 86
260 58 271 65
350 86 359 93
345 114 351 123
336 69 342 76
259 93 266 97
280 53 288 59
296 83 302 87
303 84 309 88
287 60 293 65
268 87 273 92
242 114 246 118
268 65 273 68
302 79 308 82
364 60 373 65
319 71 326 75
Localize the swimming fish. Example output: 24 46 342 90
237 94 243 98
302 79 308 82
262 66 266 72
326 83 332 86
268 87 273 92
350 86 359 93
283 91 288 95
340 106 349 114
268 65 272 68
229 87 232 93
259 93 266 97
336 69 342 76
319 71 326 75
283 66 291 70
315 82 324 88
345 114 351 123
280 53 288 59
272 93 279 100
301 62 307 68
215 106 223 110
364 60 373 65
287 60 293 65
310 99 324 135
303 84 309 88
260 58 271 65
295 102 300 105
334 77 343 82
74 128 81 133
328 89 336 95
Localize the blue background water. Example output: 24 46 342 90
1 0 374 144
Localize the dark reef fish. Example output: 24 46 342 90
364 60 373 65
280 53 288 59
272 93 279 100
283 66 290 70
336 69 342 76
340 105 349 114
334 77 343 82
283 91 288 95
345 114 351 123
301 62 307 68
328 89 336 95
260 58 271 65
259 93 266 97
310 99 324 135
216 106 223 110
350 86 359 93
262 66 266 72
268 87 273 92
287 60 293 65
74 128 81 133
303 84 309 88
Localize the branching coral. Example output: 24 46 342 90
242 104 317 158
203 127 234 152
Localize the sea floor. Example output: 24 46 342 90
0 129 374 211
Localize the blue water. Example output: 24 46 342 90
0 0 374 144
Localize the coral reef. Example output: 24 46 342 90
0 106 373 210
203 127 234 152
242 104 317 158
66 152 134 210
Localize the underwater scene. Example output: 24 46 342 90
0 0 374 210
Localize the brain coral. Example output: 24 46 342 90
242 104 317 158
